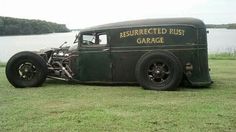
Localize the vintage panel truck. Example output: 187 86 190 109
6 18 212 90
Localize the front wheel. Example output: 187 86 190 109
6 51 48 88
135 51 183 91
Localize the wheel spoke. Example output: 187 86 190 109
17 62 38 80
148 69 154 73
149 75 154 80
161 64 165 68
160 78 165 82
164 71 170 75
147 61 171 83
153 63 158 68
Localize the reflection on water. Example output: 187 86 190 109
0 29 236 62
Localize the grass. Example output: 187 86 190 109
0 60 236 132
208 52 236 60
0 61 6 67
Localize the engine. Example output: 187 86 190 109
38 46 75 81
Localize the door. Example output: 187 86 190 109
77 32 112 82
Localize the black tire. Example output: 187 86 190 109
135 51 183 91
6 51 48 88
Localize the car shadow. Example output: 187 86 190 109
43 78 213 92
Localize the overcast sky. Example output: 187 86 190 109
1 0 236 29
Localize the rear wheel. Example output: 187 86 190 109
135 51 183 91
6 51 47 88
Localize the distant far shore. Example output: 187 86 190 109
0 16 70 36
0 31 73 37
206 24 236 29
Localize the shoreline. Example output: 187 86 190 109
0 31 72 37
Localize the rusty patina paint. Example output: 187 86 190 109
72 18 212 87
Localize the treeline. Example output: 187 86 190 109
0 16 70 36
228 24 236 29
206 24 236 29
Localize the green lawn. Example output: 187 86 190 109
208 52 236 60
0 61 5 67
0 60 236 132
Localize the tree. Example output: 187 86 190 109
0 18 4 35
0 16 70 36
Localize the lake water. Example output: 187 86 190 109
207 29 236 53
0 32 78 62
0 29 236 62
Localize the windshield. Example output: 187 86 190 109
73 34 80 44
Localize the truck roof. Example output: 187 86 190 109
80 18 205 32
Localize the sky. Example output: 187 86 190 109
1 0 236 29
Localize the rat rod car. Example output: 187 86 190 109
6 18 212 90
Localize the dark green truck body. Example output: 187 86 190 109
74 18 212 87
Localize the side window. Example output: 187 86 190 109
98 34 107 45
82 34 96 45
82 33 107 46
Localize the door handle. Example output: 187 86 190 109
103 48 109 51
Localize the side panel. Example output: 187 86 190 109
111 51 144 82
110 26 198 82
